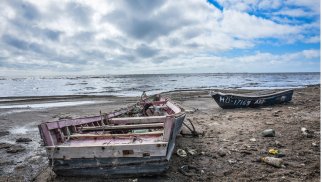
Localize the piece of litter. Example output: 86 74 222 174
177 149 187 157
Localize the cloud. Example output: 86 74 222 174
102 1 195 41
135 44 159 58
301 49 320 59
219 10 300 39
305 36 320 43
0 0 320 75
285 0 320 15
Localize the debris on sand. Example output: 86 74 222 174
265 121 275 125
261 157 284 168
268 149 285 157
268 148 279 155
228 159 237 164
187 149 197 156
273 110 282 117
249 138 256 142
301 127 314 138
16 137 32 143
262 129 275 137
177 149 187 157
261 107 272 111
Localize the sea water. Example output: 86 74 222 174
0 73 319 97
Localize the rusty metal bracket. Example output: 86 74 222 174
181 118 201 137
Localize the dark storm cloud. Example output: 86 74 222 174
103 2 195 41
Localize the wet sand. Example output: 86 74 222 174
0 85 320 181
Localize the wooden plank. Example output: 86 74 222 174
38 124 54 146
46 142 168 158
43 99 175 130
46 116 102 130
166 101 181 114
139 101 167 106
163 116 174 141
46 108 133 130
109 116 167 124
69 131 163 139
47 116 167 130
79 123 164 131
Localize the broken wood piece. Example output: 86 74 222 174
79 123 164 131
109 116 167 124
69 131 164 139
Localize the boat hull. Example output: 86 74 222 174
211 90 294 109
52 157 169 177
47 113 186 177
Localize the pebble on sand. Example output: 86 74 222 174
217 149 227 157
262 129 275 137
6 145 26 153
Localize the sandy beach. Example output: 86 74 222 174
0 85 320 181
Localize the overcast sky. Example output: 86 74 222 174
0 0 320 76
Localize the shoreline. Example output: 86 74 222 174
0 83 319 102
0 85 320 181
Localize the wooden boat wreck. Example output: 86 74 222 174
210 89 294 109
38 95 185 177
